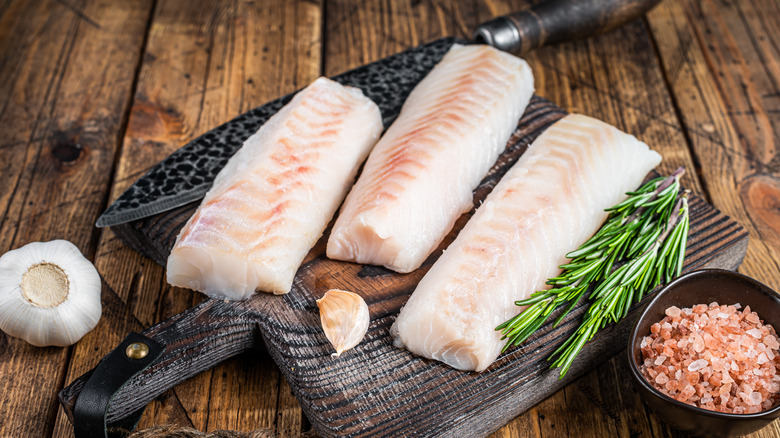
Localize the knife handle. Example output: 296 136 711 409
59 297 262 427
473 0 662 54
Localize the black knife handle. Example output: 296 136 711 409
473 0 663 54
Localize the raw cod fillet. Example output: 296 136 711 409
391 114 663 372
326 44 534 273
167 77 383 300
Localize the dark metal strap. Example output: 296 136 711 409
73 332 165 438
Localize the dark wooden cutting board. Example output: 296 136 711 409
60 96 748 437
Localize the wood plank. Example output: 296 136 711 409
0 0 153 437
323 0 483 75
645 0 780 288
51 0 322 436
276 378 306 438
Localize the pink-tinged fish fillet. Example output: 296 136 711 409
326 44 534 273
167 77 382 300
391 114 662 371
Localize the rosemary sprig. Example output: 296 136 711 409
496 167 690 377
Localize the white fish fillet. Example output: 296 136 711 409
167 77 383 300
326 44 534 273
391 114 662 372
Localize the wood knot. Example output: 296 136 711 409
51 139 83 164
743 175 780 238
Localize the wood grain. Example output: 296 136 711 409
646 0 780 290
0 1 152 437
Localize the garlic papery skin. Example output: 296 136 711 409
316 289 370 357
0 240 102 347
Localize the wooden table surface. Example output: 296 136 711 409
1 0 779 437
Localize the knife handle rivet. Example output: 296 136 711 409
126 342 150 360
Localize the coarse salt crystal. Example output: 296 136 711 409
655 355 667 366
747 328 763 339
666 306 681 318
758 352 769 365
688 359 708 372
694 336 706 353
681 385 696 399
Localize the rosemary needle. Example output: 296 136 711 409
496 167 690 378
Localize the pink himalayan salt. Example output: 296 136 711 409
640 302 780 414
666 306 682 318
688 359 708 371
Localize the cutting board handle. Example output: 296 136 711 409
59 297 263 430
474 0 663 53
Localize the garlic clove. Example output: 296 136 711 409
316 289 370 357
0 240 102 347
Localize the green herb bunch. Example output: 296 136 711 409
496 167 690 377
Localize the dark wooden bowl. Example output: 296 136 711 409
627 269 780 437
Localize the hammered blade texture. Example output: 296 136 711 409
98 37 461 227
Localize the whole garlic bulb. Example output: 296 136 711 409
316 289 369 357
0 240 102 347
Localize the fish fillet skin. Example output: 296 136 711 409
391 114 663 372
167 77 383 300
326 44 534 273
